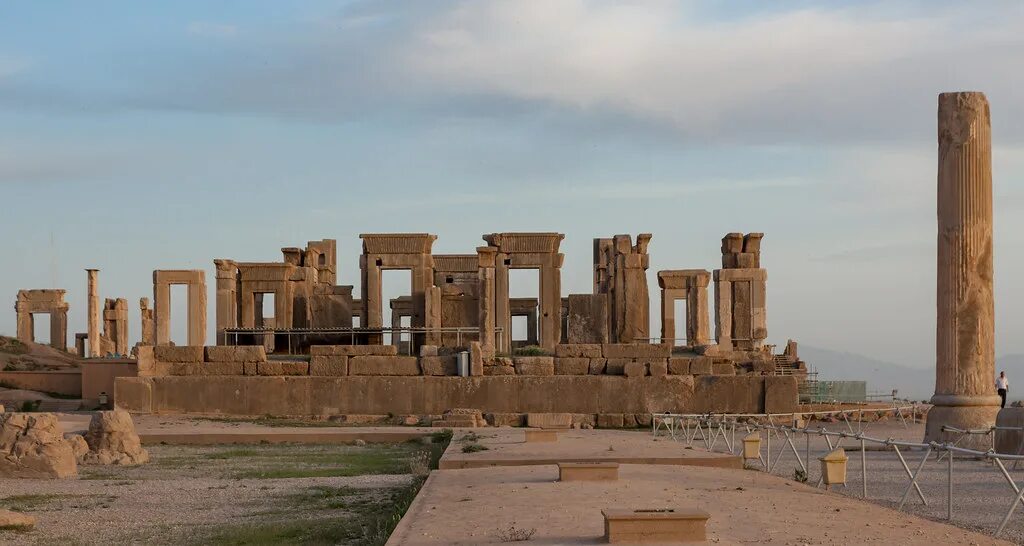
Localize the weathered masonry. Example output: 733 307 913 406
15 289 69 351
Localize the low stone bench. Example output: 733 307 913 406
558 462 618 481
602 508 710 543
524 429 558 442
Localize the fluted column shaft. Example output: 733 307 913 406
926 91 1000 446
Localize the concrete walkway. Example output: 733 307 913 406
440 428 741 469
390 460 1005 545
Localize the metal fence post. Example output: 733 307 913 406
861 437 867 498
766 428 771 472
947 449 953 520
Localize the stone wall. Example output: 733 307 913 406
122 343 796 419
116 373 794 418
0 370 82 397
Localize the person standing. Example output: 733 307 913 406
996 371 1010 408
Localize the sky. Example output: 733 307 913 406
1 1 1023 374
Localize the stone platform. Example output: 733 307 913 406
439 428 741 470
387 463 1009 545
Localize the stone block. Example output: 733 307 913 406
588 358 608 375
712 361 736 375
996 408 1024 454
554 344 603 358
635 413 653 427
114 377 152 413
486 413 524 427
204 345 266 362
566 293 610 344
514 356 554 376
243 362 258 376
572 413 597 428
668 357 691 375
469 342 484 376
349 356 421 376
605 358 629 375
764 376 797 413
623 361 646 377
169 362 243 376
484 365 516 376
310 345 398 357
602 343 671 359
421 355 458 376
735 252 758 268
647 359 668 377
689 357 713 375
554 358 590 375
623 413 639 428
309 356 349 376
603 508 710 543
526 413 572 429
597 413 625 428
419 345 439 357
257 361 309 376
154 346 203 363
559 462 619 481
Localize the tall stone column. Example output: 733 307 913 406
924 91 1000 448
477 247 497 351
86 269 100 358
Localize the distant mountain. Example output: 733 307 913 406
800 346 1024 403
798 345 932 401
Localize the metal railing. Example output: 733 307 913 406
651 407 1024 537
222 326 503 355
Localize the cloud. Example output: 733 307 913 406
186 21 238 38
3 2 1024 146
404 1 1024 143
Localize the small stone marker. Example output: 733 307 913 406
558 462 619 481
524 429 558 442
602 508 710 543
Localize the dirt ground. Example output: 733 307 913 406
0 440 447 546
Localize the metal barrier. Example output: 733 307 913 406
651 406 1024 537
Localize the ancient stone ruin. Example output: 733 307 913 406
0 412 78 478
15 289 69 352
925 91 1001 447
95 231 806 422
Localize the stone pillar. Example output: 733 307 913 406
925 91 1000 448
494 252 511 353
689 274 711 346
15 297 32 344
538 254 563 350
361 255 383 345
424 285 441 346
140 298 155 346
714 275 732 351
50 307 68 352
477 247 496 351
187 276 207 347
86 269 100 358
213 259 238 345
